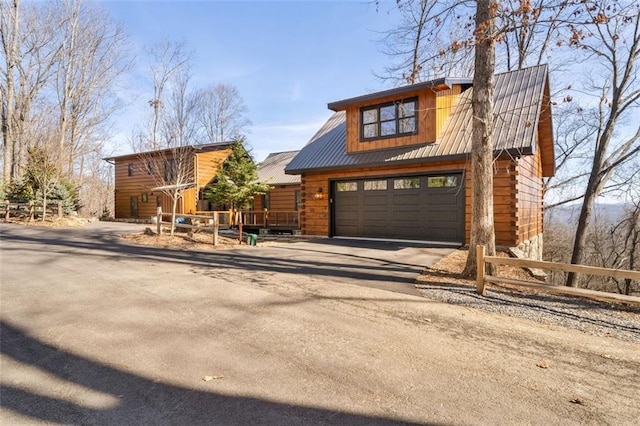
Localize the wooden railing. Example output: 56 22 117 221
196 209 299 230
240 210 299 229
1 200 63 221
476 245 640 306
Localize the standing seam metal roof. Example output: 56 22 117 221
257 150 301 185
285 65 549 174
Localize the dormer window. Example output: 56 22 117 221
360 98 417 141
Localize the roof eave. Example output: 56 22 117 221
327 77 473 111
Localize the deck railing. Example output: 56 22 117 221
196 209 299 230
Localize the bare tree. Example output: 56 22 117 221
564 0 640 287
54 0 130 180
1 0 60 184
376 0 475 84
197 83 250 143
145 39 190 150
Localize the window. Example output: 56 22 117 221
336 181 358 192
164 158 176 181
361 98 417 141
146 161 154 175
427 175 458 188
394 178 420 189
142 193 148 203
127 163 134 176
294 190 301 211
364 180 387 191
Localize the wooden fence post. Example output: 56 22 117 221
477 244 486 295
28 201 35 222
4 201 9 220
213 211 219 246
156 206 162 236
57 203 63 218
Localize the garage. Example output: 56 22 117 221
332 173 464 242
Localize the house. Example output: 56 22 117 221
253 150 301 212
105 142 235 219
285 64 554 259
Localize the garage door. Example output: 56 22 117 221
332 174 464 242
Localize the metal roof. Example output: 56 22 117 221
103 141 235 162
286 65 549 175
257 150 301 185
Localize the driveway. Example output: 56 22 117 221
1 222 639 425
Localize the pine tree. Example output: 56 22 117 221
205 141 270 210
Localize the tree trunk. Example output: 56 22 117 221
2 0 20 185
462 0 497 277
170 192 178 236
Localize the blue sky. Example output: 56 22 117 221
101 0 403 162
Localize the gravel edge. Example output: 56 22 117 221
415 280 640 344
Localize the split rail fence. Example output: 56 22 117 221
476 245 640 306
1 201 63 221
155 207 234 246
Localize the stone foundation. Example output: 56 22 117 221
515 233 544 261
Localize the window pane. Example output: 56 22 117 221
364 180 387 191
394 178 420 189
362 109 378 124
428 175 458 188
399 101 416 118
381 120 396 136
380 105 396 121
399 117 416 134
336 182 358 192
363 123 378 138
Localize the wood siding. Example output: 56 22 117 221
254 184 300 211
344 89 436 153
114 157 176 219
435 85 462 137
196 149 231 187
113 148 230 219
514 148 544 244
300 157 524 246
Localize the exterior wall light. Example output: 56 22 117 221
313 187 324 200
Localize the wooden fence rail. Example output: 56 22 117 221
156 207 230 246
476 245 640 306
1 200 63 221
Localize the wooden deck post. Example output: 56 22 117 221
156 207 162 236
213 211 219 246
477 244 486 295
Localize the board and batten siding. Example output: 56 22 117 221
300 156 531 246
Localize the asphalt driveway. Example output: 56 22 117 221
2 222 639 425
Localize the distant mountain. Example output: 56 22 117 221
545 203 629 225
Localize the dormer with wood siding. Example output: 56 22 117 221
328 78 472 154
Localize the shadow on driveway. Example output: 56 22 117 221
0 224 455 296
0 320 433 425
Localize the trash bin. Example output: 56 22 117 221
246 233 258 246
